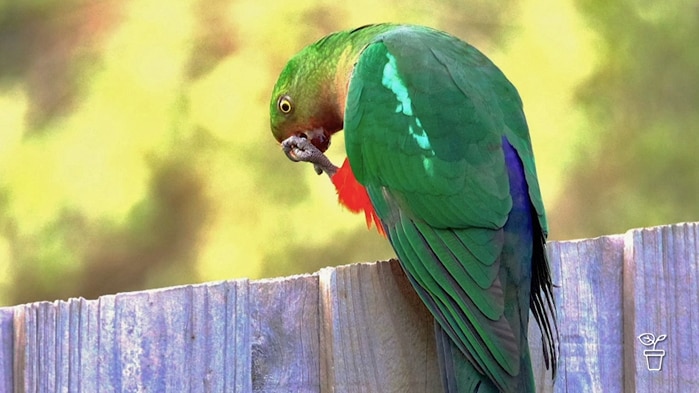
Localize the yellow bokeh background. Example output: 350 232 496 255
1 0 697 305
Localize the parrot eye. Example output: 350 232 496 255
278 95 293 114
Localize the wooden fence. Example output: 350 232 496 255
0 222 697 392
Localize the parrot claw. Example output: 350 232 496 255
281 135 338 177
281 135 312 162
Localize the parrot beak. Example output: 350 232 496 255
302 127 332 153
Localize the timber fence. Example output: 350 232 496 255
0 222 697 392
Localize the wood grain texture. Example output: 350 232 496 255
250 275 320 393
319 260 441 393
0 222 697 392
0 308 13 393
10 280 252 393
546 235 626 393
623 222 699 392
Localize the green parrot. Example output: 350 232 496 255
269 24 557 392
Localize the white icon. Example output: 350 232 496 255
638 333 667 371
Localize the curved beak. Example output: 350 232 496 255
302 127 332 153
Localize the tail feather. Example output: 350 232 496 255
529 218 559 377
435 322 500 393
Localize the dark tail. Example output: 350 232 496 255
529 215 559 378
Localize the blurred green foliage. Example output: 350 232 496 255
0 0 696 306
554 0 699 238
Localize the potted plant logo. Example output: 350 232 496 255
638 333 667 371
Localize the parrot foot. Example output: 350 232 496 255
281 135 338 177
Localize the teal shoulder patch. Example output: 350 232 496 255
344 27 513 229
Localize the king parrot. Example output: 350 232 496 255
269 24 557 392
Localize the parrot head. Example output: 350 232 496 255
269 45 345 154
268 27 387 236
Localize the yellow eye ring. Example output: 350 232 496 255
278 95 293 114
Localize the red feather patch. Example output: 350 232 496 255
331 158 385 237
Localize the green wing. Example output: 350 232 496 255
344 25 548 391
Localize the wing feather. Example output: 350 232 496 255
343 25 556 391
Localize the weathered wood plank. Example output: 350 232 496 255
199 280 251 392
542 235 626 393
11 281 253 393
623 222 699 392
319 260 441 393
250 275 320 393
0 308 13 392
